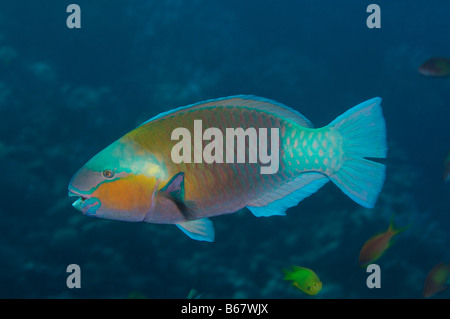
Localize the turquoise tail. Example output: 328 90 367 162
327 97 387 208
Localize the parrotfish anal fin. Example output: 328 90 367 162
176 218 215 242
161 172 194 219
247 173 329 217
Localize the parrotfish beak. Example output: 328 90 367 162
68 165 99 212
68 187 102 217
68 167 104 217
68 173 90 212
68 189 87 212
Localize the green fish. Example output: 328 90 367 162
283 266 322 295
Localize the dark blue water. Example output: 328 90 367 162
0 0 449 299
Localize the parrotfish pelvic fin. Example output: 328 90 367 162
160 172 195 220
176 218 215 242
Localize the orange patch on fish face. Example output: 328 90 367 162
93 174 157 214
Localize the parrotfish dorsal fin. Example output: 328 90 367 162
140 95 314 128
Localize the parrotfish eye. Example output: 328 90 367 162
102 169 115 179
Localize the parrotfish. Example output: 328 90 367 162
283 265 322 296
358 216 409 267
68 95 387 242
423 262 450 298
444 150 450 182
418 57 450 77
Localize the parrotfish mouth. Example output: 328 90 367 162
68 190 87 211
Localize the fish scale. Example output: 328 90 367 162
160 107 298 215
162 107 341 217
129 104 365 217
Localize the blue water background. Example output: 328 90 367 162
0 0 449 298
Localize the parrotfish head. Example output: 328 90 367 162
68 138 167 222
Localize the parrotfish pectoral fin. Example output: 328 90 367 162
176 218 215 242
162 193 195 219
161 172 186 200
328 97 387 208
247 173 329 217
161 172 194 219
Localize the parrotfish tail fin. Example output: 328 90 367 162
328 97 387 208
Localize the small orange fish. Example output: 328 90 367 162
444 150 450 182
358 216 409 267
418 57 450 77
423 262 450 298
